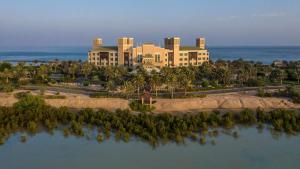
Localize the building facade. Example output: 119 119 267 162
88 37 209 70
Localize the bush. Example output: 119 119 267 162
0 84 14 92
13 94 46 111
14 91 31 99
90 92 108 98
129 100 155 113
201 80 209 88
83 81 90 86
257 88 272 97
246 78 265 87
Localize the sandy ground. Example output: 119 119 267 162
0 90 299 113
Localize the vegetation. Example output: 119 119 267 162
276 86 300 103
0 95 299 147
1 59 300 99
129 100 155 113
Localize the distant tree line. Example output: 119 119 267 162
1 59 300 98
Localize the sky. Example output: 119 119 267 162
0 0 300 47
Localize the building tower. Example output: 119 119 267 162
93 38 103 50
118 37 134 66
196 38 206 49
164 37 180 66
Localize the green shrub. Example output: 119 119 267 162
13 94 46 111
14 91 31 99
129 100 155 113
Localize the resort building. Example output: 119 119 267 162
88 37 209 70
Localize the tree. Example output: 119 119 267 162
106 80 115 94
165 70 177 99
178 73 192 95
132 73 145 97
69 62 79 80
215 66 232 86
15 62 27 79
81 62 93 80
122 81 135 99
0 68 14 83
295 65 300 84
270 68 286 85
37 64 49 82
149 71 161 97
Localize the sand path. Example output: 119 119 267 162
0 90 299 113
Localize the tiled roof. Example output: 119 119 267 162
180 46 206 51
93 46 118 52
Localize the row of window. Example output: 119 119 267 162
179 53 208 56
90 53 118 57
179 62 206 66
179 57 209 61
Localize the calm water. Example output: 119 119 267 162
0 46 300 64
1 127 300 169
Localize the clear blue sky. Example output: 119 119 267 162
0 0 300 47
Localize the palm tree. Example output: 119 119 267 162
37 65 48 82
81 62 93 80
68 62 79 80
122 81 135 99
166 71 177 99
15 62 26 78
270 68 286 85
106 80 114 94
149 71 161 97
178 73 192 95
0 68 14 83
133 73 145 97
295 65 300 85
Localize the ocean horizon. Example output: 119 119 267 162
0 46 299 64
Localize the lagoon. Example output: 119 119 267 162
1 127 300 169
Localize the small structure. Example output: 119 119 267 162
140 91 153 106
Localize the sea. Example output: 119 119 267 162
0 46 299 64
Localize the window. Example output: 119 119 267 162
115 63 118 66
179 63 183 66
194 62 197 65
184 58 188 61
202 57 206 60
199 53 202 56
198 57 202 60
115 53 118 56
179 58 183 61
115 58 118 61
180 53 183 56
110 58 113 61
184 53 188 56
110 53 113 56
184 63 187 65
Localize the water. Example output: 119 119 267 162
0 46 299 64
1 127 300 169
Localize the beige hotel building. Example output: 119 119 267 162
88 37 209 70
